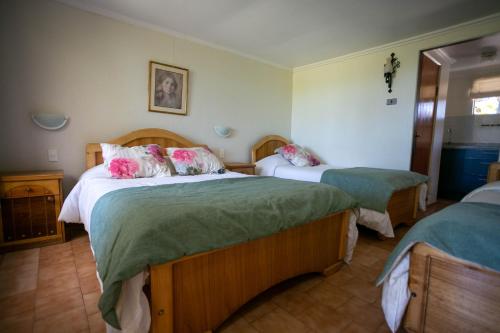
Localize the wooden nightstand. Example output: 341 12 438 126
225 162 256 175
0 171 65 251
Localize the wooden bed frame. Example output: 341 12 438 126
403 162 500 332
251 135 420 230
86 128 351 333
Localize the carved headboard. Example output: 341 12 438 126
251 135 290 163
85 128 198 169
488 162 500 182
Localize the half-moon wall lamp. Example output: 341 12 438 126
214 126 232 138
31 113 69 131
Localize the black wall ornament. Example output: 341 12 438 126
384 53 400 93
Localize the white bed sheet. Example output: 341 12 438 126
260 160 428 238
380 181 500 332
59 166 358 333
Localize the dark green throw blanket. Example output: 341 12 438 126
376 202 500 286
320 167 428 213
90 177 357 328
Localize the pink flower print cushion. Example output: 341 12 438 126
307 153 321 166
275 144 320 167
282 144 297 155
101 143 171 178
147 144 166 163
171 149 197 164
109 158 139 179
167 147 224 175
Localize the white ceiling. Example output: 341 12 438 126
439 32 500 71
60 0 500 68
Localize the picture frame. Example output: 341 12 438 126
148 61 188 116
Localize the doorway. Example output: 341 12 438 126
411 32 500 204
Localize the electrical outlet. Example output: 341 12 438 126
386 98 397 105
219 148 225 159
48 149 58 162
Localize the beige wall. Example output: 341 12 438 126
0 0 292 192
291 15 500 170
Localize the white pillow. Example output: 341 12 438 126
255 154 291 176
101 143 171 179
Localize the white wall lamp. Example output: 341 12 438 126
31 112 69 131
384 53 400 93
213 126 232 138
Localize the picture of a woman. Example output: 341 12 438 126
149 61 188 115
154 70 182 109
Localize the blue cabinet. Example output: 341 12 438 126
438 147 499 200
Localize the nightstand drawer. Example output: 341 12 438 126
0 170 64 251
224 162 256 175
234 168 255 175
0 180 60 198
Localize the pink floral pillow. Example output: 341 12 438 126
101 144 171 179
275 144 320 167
167 147 224 175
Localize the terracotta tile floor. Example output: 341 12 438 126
0 200 453 333
0 235 104 333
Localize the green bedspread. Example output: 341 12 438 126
376 202 500 286
320 167 428 213
90 176 357 328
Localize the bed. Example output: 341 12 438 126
60 128 359 333
377 162 500 333
251 135 428 238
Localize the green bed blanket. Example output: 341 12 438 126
376 202 500 286
89 176 357 328
320 167 428 213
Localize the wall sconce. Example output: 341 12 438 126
213 126 232 138
31 113 69 131
384 53 400 93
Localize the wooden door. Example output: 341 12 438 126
411 54 440 175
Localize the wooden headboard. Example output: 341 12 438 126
251 135 290 163
488 162 500 183
86 128 198 169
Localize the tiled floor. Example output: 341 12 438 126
0 200 452 333
0 235 104 333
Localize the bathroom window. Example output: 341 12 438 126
472 96 500 115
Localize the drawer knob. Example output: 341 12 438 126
47 197 54 202
25 187 32 192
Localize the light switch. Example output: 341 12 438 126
219 148 225 159
386 98 397 105
48 149 58 162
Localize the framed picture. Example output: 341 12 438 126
148 61 188 115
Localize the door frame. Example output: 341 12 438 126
410 32 499 202
410 33 497 161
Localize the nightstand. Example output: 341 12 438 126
225 162 256 175
0 171 65 251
